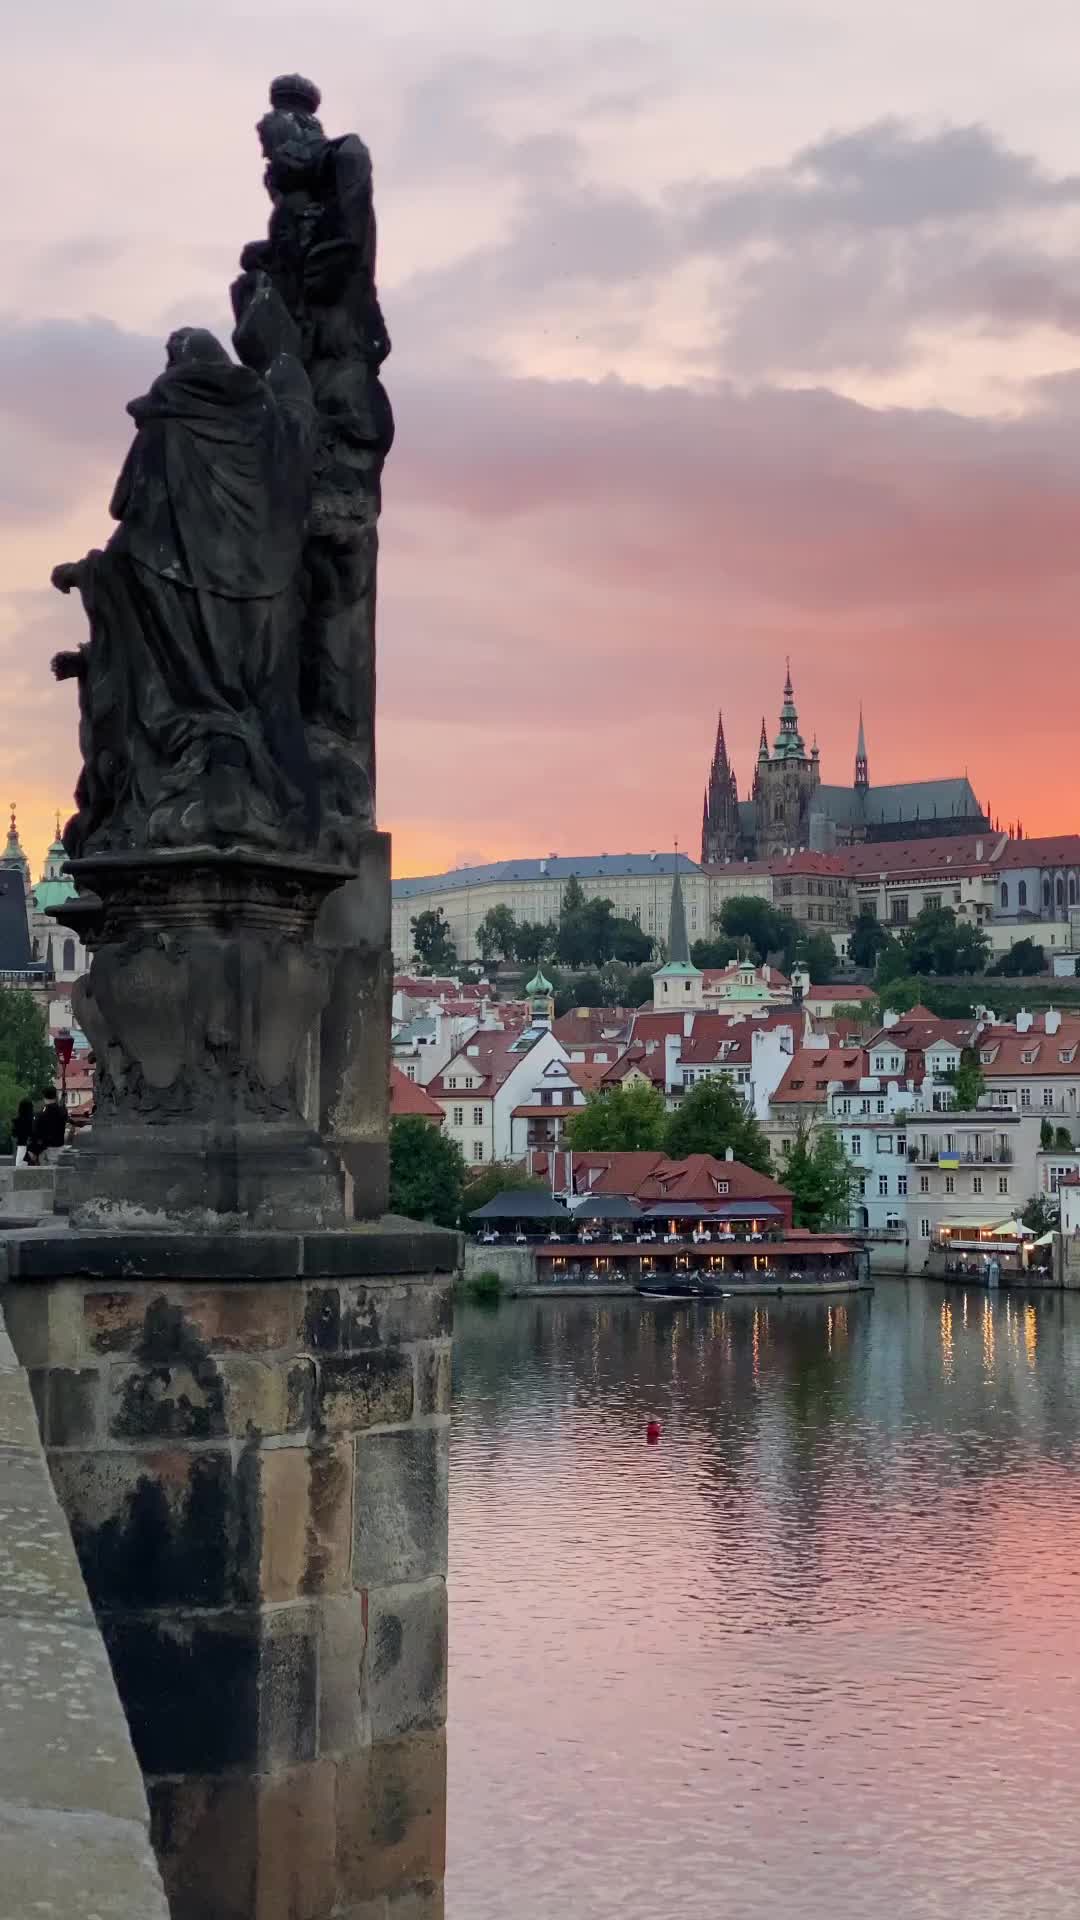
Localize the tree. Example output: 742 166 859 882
410 908 457 974
663 1077 772 1174
904 905 989 977
989 938 1046 977
691 936 738 969
801 932 837 984
556 876 591 969
1054 1126 1073 1151
849 911 889 970
461 1160 547 1223
1022 1192 1057 1236
1040 1117 1055 1151
565 1081 667 1151
475 905 517 966
875 937 911 987
872 975 923 1016
716 897 799 970
514 919 557 969
0 986 55 1096
779 1127 857 1231
947 1049 985 1112
389 1117 465 1228
610 917 653 966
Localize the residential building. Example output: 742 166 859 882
976 1010 1080 1121
905 1109 1041 1269
700 671 987 862
705 850 857 941
428 1026 572 1165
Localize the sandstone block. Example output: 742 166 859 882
105 1613 263 1775
151 1774 256 1920
316 1349 413 1435
254 1759 338 1920
3 1282 83 1368
354 1427 449 1587
336 1731 447 1905
49 1446 240 1610
303 1284 343 1352
317 1592 368 1756
414 1344 452 1417
367 1579 447 1740
249 1441 353 1603
341 1280 453 1352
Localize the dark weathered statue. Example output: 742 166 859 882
238 72 394 860
52 279 316 857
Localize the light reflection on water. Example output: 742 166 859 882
448 1284 1080 1919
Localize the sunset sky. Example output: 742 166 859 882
6 0 1080 878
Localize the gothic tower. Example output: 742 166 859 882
700 709 741 863
751 664 821 857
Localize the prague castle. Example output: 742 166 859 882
701 668 989 864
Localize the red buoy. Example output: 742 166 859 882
646 1419 662 1444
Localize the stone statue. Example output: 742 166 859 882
238 73 394 861
51 279 317 858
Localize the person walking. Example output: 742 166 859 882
11 1098 34 1168
31 1087 68 1165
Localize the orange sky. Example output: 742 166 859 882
7 5 1080 881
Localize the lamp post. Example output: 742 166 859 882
53 1031 74 1108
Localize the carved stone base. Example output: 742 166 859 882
53 849 361 1231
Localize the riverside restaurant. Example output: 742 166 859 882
467 1189 868 1294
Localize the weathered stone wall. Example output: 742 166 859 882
2 1223 455 1920
0 1300 169 1920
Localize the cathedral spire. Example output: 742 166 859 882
700 706 740 864
773 659 806 760
758 716 769 761
855 704 869 791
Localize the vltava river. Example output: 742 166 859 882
448 1284 1080 1919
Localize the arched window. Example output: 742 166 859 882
1071 877 1078 907
1057 876 1066 910
1018 880 1027 908
62 938 75 973
1000 883 1009 910
1043 878 1052 910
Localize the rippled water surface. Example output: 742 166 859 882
447 1284 1080 1919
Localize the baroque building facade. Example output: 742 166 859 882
701 668 989 863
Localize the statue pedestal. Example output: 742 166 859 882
1 1221 454 1920
53 842 390 1230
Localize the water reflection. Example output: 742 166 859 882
449 1284 1080 1919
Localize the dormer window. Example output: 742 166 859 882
1021 1049 1037 1065
713 1179 730 1195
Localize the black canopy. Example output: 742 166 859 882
572 1196 641 1221
469 1191 570 1222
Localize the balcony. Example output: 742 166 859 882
913 1147 1013 1167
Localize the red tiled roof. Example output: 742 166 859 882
773 1047 870 1103
995 835 1080 870
389 1066 445 1121
832 834 1007 879
976 1023 1080 1075
635 1154 791 1203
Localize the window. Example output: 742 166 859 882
473 1105 484 1126
473 1141 485 1162
878 1174 889 1196
924 894 941 912
850 1135 862 1156
890 1055 902 1072
1057 877 1066 910
446 1076 458 1090
998 1175 1008 1195
890 897 909 926
62 938 76 972
1072 878 1079 907
973 1176 982 1195
405 1064 416 1081
452 1106 464 1126
714 1180 730 1195
1044 878 1052 910
1018 880 1027 908
897 1175 908 1197
858 1176 867 1197
683 1071 695 1087
876 1100 886 1115
1000 883 1009 910
919 1218 931 1239
945 1175 955 1194
1020 1087 1032 1109
897 1136 907 1156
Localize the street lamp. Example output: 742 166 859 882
53 1031 74 1106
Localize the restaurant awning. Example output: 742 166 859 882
638 1200 784 1221
571 1196 641 1221
468 1191 570 1221
936 1216 1033 1237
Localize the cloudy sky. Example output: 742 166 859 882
7 0 1080 876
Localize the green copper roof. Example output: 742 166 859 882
34 877 76 910
526 967 553 995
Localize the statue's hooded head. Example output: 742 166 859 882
165 328 231 369
258 73 325 179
